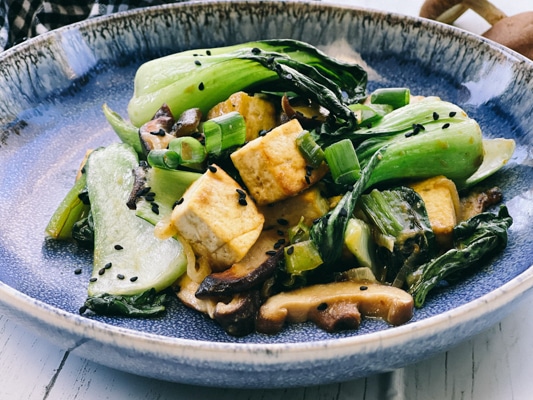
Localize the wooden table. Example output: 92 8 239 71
1 1 531 398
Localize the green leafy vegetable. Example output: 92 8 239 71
127 39 367 127
358 187 436 284
82 288 170 317
406 206 513 307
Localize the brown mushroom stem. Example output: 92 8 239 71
463 0 506 25
435 4 469 24
420 0 507 25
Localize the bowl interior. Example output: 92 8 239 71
0 1 532 346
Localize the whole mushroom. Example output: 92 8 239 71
419 0 533 59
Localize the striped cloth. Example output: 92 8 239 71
0 0 183 51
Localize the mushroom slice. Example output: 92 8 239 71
213 291 261 337
139 104 176 153
174 274 260 336
195 229 283 298
256 281 414 334
171 108 203 137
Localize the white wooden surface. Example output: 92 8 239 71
1 1 532 399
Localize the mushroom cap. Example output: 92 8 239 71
482 11 533 59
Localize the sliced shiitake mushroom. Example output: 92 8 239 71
171 108 203 137
174 274 260 336
139 104 177 153
256 281 414 334
195 229 283 298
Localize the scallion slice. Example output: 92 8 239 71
168 137 206 165
147 149 181 170
370 87 410 109
203 111 246 155
295 130 325 168
324 139 361 185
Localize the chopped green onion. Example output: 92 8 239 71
203 111 246 155
296 130 325 168
147 150 181 170
324 139 361 185
370 88 410 109
284 240 323 275
168 137 206 165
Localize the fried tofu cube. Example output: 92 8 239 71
207 91 278 142
230 119 329 205
171 164 264 271
409 175 461 248
260 186 330 229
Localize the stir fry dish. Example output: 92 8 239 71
46 40 515 336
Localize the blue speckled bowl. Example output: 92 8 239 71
0 0 532 389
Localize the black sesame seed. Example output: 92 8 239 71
145 195 155 202
317 302 328 311
130 276 138 282
449 111 457 117
258 129 268 137
98 268 106 275
276 238 286 245
208 164 217 173
238 198 248 206
273 242 282 249
442 123 450 129
198 82 205 91
89 277 97 282
236 188 246 197
304 175 311 184
360 285 368 291
74 268 82 275
138 187 151 196
151 203 160 215
150 129 166 136
251 47 261 54
432 111 439 121
194 60 201 66
105 262 112 269
287 246 294 255
114 244 123 250
405 131 413 138
117 274 125 280
266 250 277 256
277 229 285 236
206 50 211 56
173 198 184 208
277 218 289 226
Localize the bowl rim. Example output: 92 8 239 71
0 0 532 365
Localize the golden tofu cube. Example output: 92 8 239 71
230 119 329 205
409 175 461 248
260 186 330 229
171 164 264 271
207 91 278 142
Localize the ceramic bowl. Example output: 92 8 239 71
0 0 532 388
